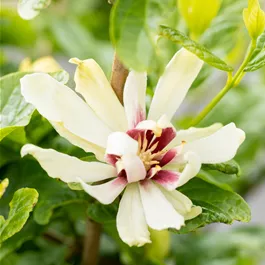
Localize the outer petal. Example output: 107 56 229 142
70 58 127 131
168 123 222 148
139 180 185 230
51 122 105 161
78 177 127 205
148 48 203 121
123 71 147 129
121 153 146 183
159 186 202 220
20 73 112 148
117 183 151 247
106 132 138 156
182 123 245 164
21 144 116 183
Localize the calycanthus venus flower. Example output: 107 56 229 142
20 48 245 247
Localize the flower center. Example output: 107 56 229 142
137 134 166 171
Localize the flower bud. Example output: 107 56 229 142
243 0 265 40
0 178 9 198
178 0 222 39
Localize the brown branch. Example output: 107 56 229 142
110 52 129 105
82 219 102 265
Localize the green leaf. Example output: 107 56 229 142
0 220 42 261
110 0 156 71
0 72 35 142
49 70 69 85
87 201 118 224
0 188 39 243
175 178 251 233
0 159 88 226
244 50 265 71
197 171 233 191
159 26 234 72
201 160 241 176
18 0 51 20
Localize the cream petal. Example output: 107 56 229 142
159 186 202 220
182 123 246 164
20 73 112 148
106 132 138 156
78 177 127 205
185 206 202 220
70 58 127 131
117 183 151 247
176 152 201 188
148 48 203 121
123 71 147 129
51 122 105 162
139 180 185 230
21 144 116 183
121 153 146 183
168 123 223 148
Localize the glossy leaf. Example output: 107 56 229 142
0 160 88 226
0 220 41 261
49 70 69 85
0 188 39 243
87 201 118 224
202 160 241 176
176 178 251 233
0 72 35 142
159 25 234 72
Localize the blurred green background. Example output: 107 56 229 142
0 0 265 264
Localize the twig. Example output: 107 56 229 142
110 52 129 105
82 219 102 265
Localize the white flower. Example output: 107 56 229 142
20 48 245 247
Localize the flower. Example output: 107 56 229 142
20 48 245 247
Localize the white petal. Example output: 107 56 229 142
121 153 146 183
123 71 147 128
20 73 112 148
158 185 202 220
148 48 203 121
70 58 127 131
106 132 138 156
168 123 222 148
182 123 246 164
139 180 185 230
159 187 192 214
177 152 201 187
185 206 202 220
78 177 127 205
51 122 105 161
117 183 151 247
21 144 116 183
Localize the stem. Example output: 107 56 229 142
189 40 256 127
82 219 102 265
110 52 129 105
